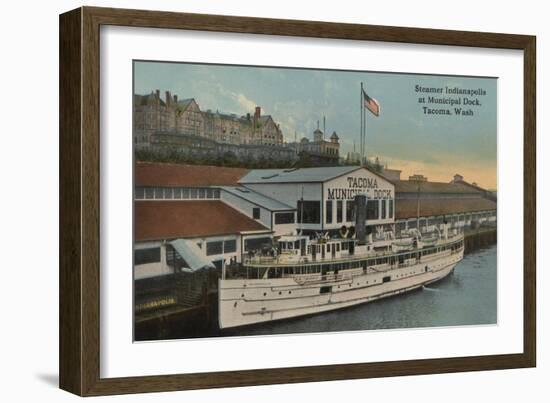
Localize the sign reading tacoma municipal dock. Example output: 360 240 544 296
325 170 393 201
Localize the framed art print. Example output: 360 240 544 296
59 6 536 396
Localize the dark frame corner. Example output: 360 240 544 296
59 6 536 396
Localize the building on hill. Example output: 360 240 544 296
172 97 204 137
202 106 284 146
134 90 283 148
288 128 340 166
251 108 284 147
133 91 204 146
203 110 249 145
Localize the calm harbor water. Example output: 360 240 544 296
222 245 497 337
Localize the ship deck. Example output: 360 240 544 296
241 233 464 268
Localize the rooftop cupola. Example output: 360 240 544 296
313 128 324 142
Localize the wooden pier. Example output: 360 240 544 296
463 226 497 254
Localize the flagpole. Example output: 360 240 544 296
364 84 367 166
360 82 364 166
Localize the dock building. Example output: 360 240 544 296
133 162 496 308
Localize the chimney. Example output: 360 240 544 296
155 89 160 99
355 194 367 245
165 90 171 106
174 95 178 103
254 106 261 120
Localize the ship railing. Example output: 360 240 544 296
242 255 279 265
293 271 360 285
242 235 464 267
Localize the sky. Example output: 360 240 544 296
134 61 497 189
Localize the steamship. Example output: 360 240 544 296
218 195 464 329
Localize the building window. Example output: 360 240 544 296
253 207 260 219
275 212 295 225
346 200 356 222
244 237 272 252
297 200 321 224
223 239 237 253
135 187 145 199
134 247 160 265
366 200 379 220
154 188 164 199
389 199 394 218
337 200 343 223
206 241 223 256
381 199 387 219
144 187 154 199
326 200 333 224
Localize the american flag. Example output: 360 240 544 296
363 89 380 117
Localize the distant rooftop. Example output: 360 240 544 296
395 180 484 194
134 92 166 107
239 166 364 184
396 197 496 220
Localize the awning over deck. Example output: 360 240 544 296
169 239 215 272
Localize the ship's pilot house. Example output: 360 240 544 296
275 234 349 262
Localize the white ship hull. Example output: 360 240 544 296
219 246 463 329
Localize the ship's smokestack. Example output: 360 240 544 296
355 194 367 245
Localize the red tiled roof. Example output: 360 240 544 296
135 162 249 187
135 200 269 241
453 179 490 193
395 197 497 220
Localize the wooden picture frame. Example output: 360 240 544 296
59 6 536 396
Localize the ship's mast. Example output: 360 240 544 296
299 186 304 235
416 180 421 232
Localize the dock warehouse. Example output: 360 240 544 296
391 173 497 234
134 163 274 282
133 162 496 307
237 165 395 237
